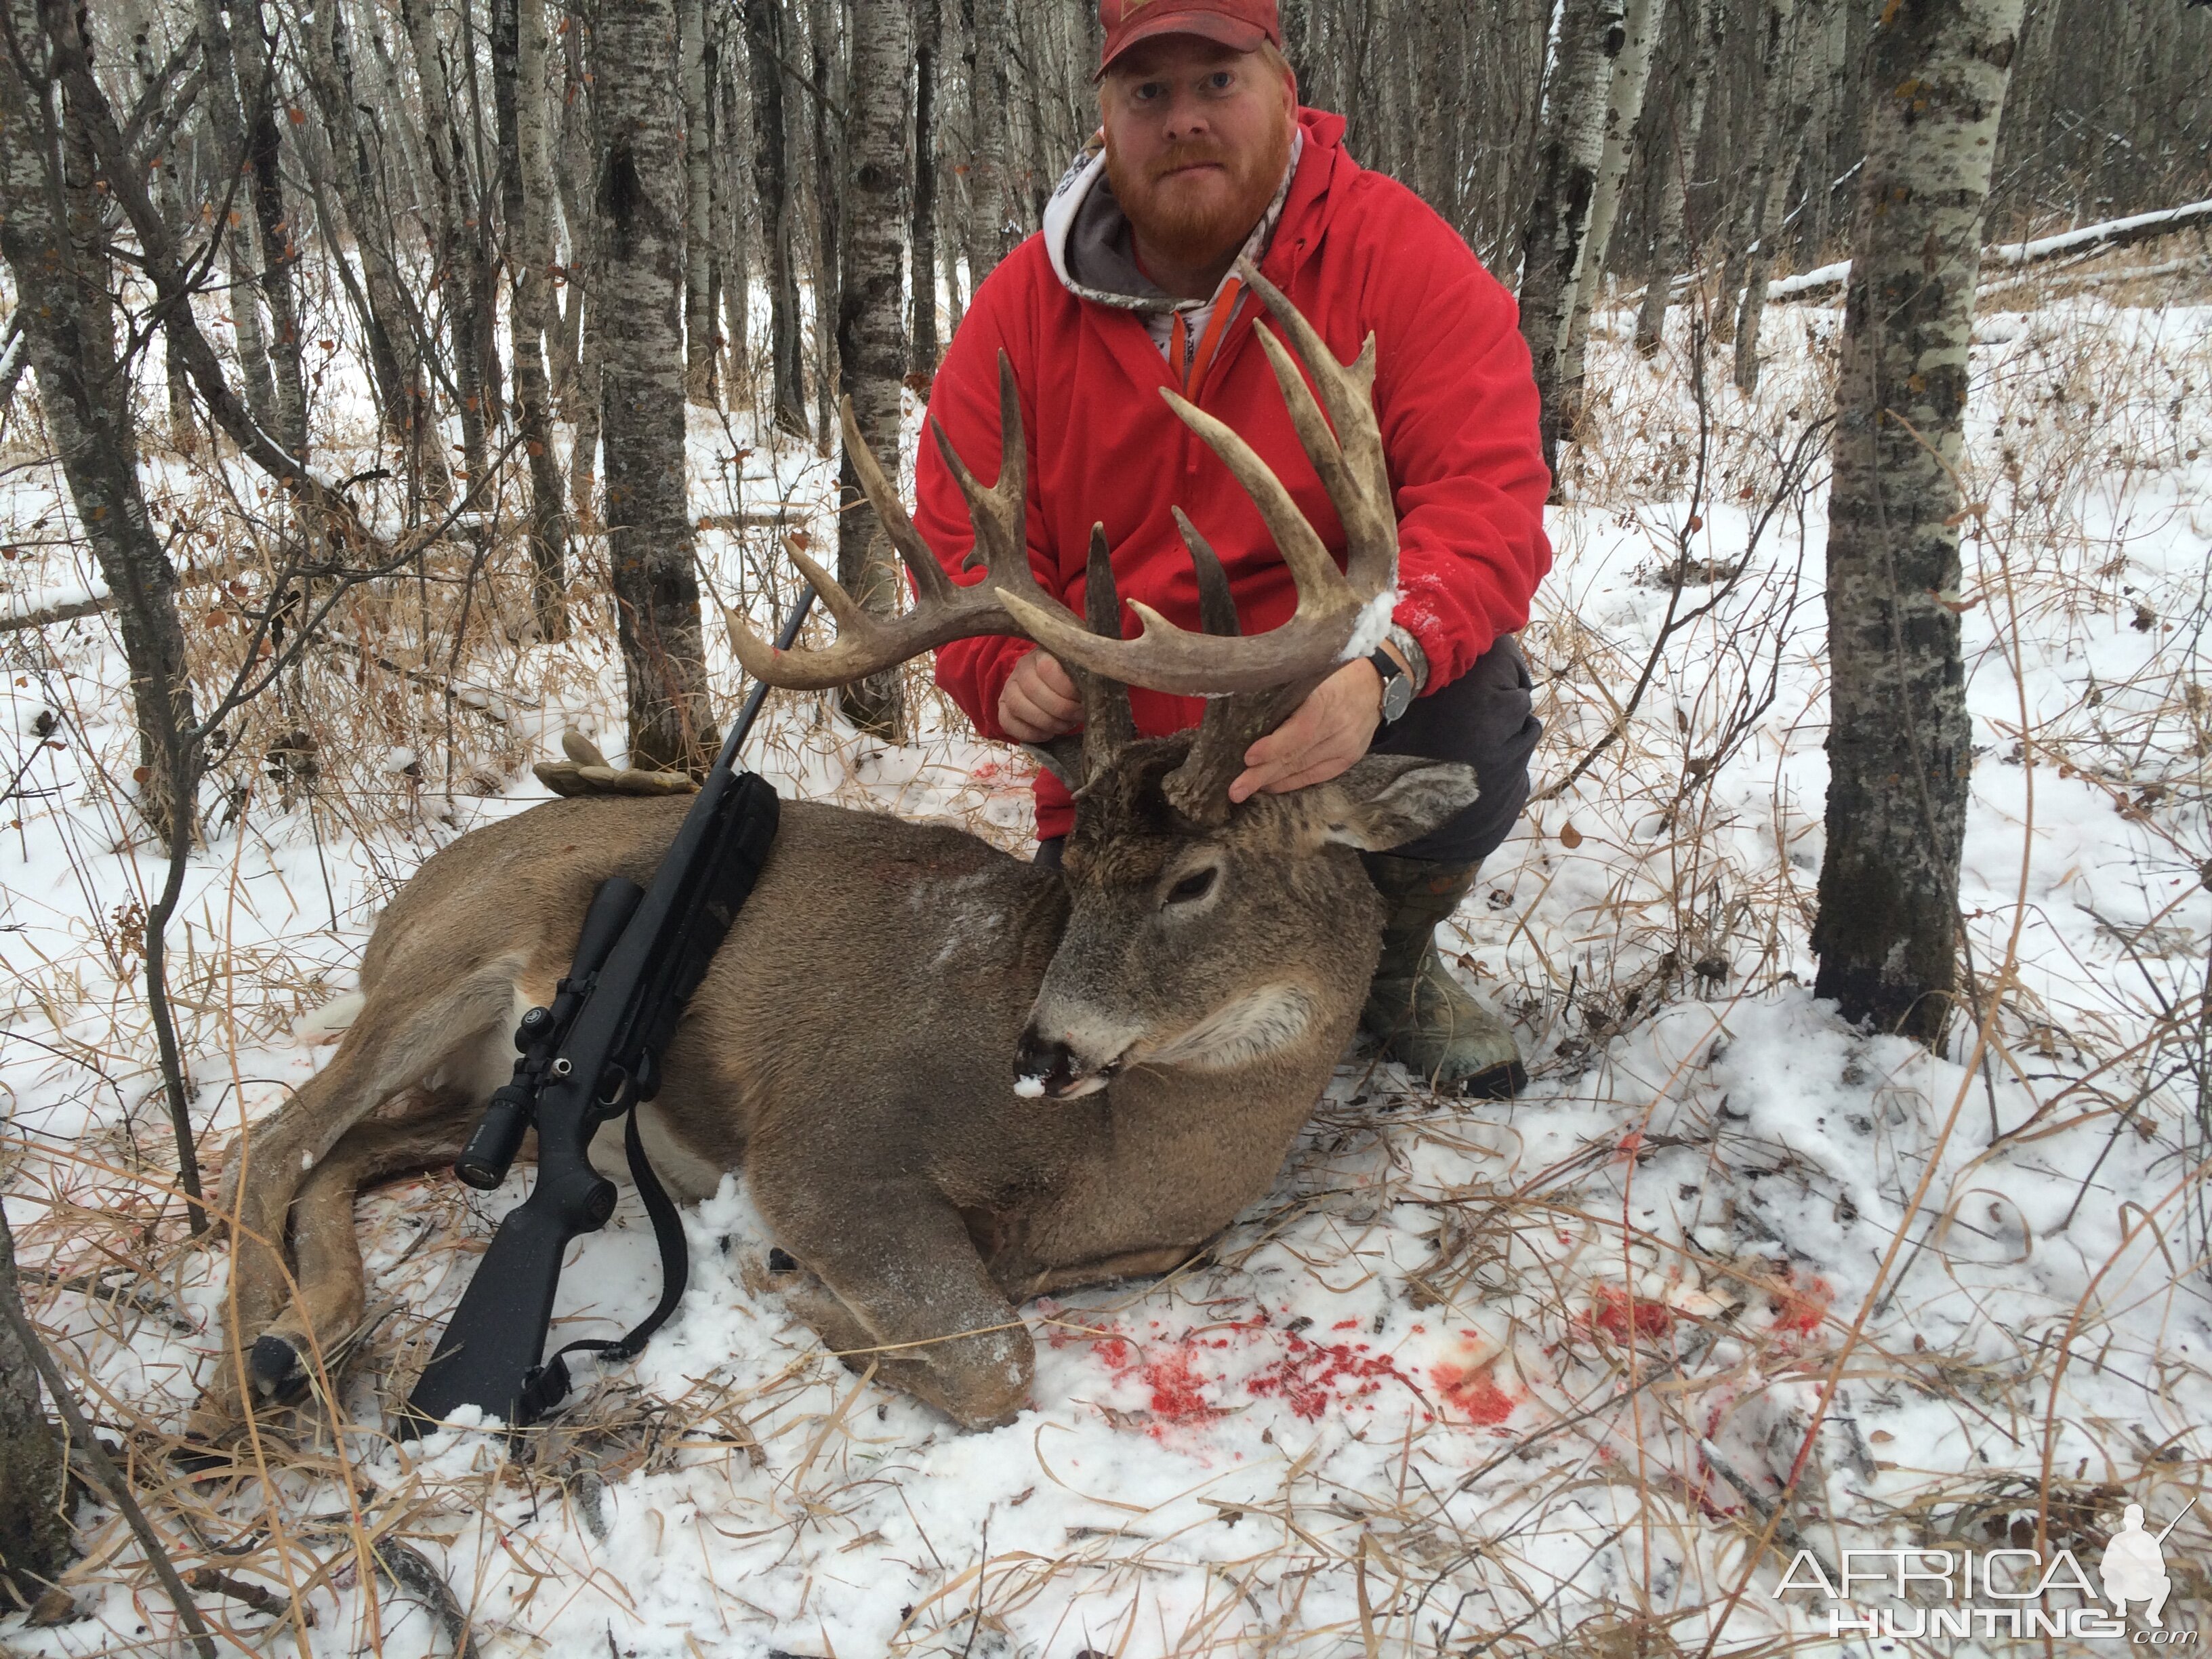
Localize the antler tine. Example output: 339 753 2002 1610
725 361 1084 691
838 396 951 603
928 352 1036 590
1162 390 1350 609
998 386 1362 693
1078 525 1136 771
998 278 1395 697
1236 258 1395 595
1159 518 1315 825
1174 508 1239 637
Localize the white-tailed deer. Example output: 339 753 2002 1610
197 270 1477 1435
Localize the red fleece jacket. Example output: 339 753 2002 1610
916 108 1551 842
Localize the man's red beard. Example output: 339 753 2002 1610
1105 104 1296 272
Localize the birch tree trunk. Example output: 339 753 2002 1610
1515 0 1625 476
456 0 507 444
400 0 491 480
745 0 808 438
560 13 603 514
1557 0 1660 430
548 16 586 411
197 99 281 440
4 0 215 1221
808 0 843 451
1797 0 1847 263
679 0 716 403
1732 0 1805 394
0 1204 65 1610
134 35 199 444
964 0 1011 282
836 0 910 736
1632 0 1719 357
494 0 571 635
1 18 200 845
911 0 941 377
718 47 750 393
594 0 720 771
305 0 449 498
940 169 966 334
1812 0 2026 1045
195 0 304 453
232 7 308 455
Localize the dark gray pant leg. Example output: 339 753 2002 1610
1368 634 1540 867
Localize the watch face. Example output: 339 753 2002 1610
1381 672 1414 723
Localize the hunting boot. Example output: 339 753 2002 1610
1359 854 1527 1099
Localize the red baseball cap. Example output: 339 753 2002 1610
1097 0 1283 80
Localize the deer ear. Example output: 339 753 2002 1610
1307 755 1481 851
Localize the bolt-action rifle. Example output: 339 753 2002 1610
400 594 813 1437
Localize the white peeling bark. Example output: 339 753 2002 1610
1557 0 1660 424
1812 0 2026 1044
836 0 912 737
1515 0 1626 476
1631 0 1719 358
495 0 570 636
594 0 720 771
1732 0 1807 394
679 0 716 405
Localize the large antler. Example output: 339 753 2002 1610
726 267 1399 823
996 260 1398 698
724 353 1078 690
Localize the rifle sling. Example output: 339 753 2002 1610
517 1105 689 1423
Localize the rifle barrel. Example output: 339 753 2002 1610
715 588 817 773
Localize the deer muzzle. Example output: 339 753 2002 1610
1013 1027 1120 1101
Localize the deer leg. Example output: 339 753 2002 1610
243 1103 477 1406
758 1181 1033 1431
197 964 523 1438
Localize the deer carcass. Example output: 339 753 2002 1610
198 270 1478 1436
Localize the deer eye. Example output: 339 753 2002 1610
1165 868 1218 906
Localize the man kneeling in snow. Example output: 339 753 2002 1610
916 0 1551 1096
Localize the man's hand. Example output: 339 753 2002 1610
998 649 1083 742
1229 654 1393 802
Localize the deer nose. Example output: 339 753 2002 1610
1015 1030 1079 1100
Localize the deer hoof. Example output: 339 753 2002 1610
248 1334 310 1401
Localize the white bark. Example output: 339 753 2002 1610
595 0 719 769
1516 0 1629 472
1729 0 1804 393
836 0 912 736
1813 0 2027 1042
1631 0 1720 356
680 0 716 404
1558 0 1660 415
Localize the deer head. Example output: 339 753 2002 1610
729 265 1479 1100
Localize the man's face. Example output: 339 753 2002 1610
1101 35 1295 271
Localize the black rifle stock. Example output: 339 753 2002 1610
400 595 811 1437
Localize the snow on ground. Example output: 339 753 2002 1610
1 264 2209 1657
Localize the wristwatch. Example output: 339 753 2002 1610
1370 646 1415 726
